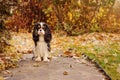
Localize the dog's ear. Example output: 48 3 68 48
44 24 51 34
44 24 52 43
33 24 38 36
33 23 39 45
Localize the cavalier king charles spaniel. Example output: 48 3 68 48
32 22 52 62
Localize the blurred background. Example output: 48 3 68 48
0 0 120 35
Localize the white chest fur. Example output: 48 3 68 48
34 36 49 61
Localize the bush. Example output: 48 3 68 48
4 0 120 35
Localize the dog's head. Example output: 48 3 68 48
33 22 52 45
34 22 47 36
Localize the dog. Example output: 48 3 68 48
32 22 52 62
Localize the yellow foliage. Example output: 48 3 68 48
19 0 22 2
0 76 4 80
99 7 104 12
32 20 35 26
78 0 81 7
68 12 72 21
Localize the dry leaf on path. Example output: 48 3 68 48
33 63 39 67
63 71 68 75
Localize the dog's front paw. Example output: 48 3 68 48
35 57 42 62
43 58 50 62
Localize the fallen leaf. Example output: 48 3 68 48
63 51 72 57
33 63 39 67
117 64 120 73
104 58 108 64
70 64 72 68
63 71 68 75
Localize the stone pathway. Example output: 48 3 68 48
1 54 105 80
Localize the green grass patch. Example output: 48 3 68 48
69 42 120 80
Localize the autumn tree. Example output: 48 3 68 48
5 0 119 35
6 0 51 32
0 0 18 52
50 0 116 35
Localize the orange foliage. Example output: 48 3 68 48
5 0 120 34
6 13 29 32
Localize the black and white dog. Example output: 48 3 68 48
32 22 52 62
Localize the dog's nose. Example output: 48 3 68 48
40 29 42 31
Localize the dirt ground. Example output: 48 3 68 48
1 54 105 80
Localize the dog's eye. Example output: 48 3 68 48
42 27 45 29
37 27 40 30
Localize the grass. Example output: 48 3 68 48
69 42 120 80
